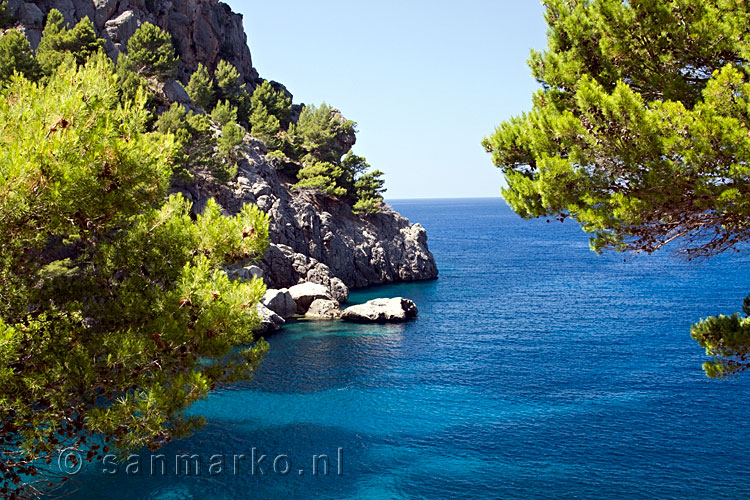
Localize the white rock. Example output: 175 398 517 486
341 297 418 323
288 282 333 314
305 299 342 319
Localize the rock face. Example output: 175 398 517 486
188 144 439 292
341 298 419 323
261 289 296 319
255 303 284 334
5 0 259 86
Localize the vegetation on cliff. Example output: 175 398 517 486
0 15 270 497
483 0 750 378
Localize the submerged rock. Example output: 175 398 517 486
341 298 418 323
305 299 342 319
261 288 296 319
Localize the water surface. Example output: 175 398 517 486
68 198 750 499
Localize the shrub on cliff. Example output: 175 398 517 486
353 170 386 215
156 102 244 182
186 62 214 110
251 80 291 129
293 161 347 197
212 99 238 126
215 59 251 123
121 22 178 81
0 1 14 29
287 102 356 164
0 53 269 497
0 29 41 85
36 10 104 75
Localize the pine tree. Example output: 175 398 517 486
211 99 238 126
36 11 103 75
482 0 750 378
0 54 269 497
186 62 214 110
0 29 42 85
215 60 251 123
0 1 14 29
250 80 291 128
122 22 178 80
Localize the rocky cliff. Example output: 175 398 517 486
6 0 258 86
176 139 439 297
7 0 439 293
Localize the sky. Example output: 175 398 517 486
232 0 548 199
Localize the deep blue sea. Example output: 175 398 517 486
66 198 750 499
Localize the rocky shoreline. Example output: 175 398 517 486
257 284 419 334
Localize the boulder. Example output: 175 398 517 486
255 303 284 334
329 277 349 304
341 297 418 323
162 80 192 106
226 264 263 283
288 282 333 314
261 288 296 319
305 299 342 319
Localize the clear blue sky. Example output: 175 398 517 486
232 1 548 199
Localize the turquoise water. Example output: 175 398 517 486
66 198 750 499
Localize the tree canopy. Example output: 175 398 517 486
121 21 178 80
0 29 41 85
0 43 268 499
483 0 750 378
36 10 103 75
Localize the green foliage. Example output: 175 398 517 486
353 170 386 214
293 161 347 197
155 102 243 183
212 99 238 126
0 1 14 28
215 60 251 123
287 102 357 164
115 54 155 107
248 80 289 148
692 297 750 378
289 149 385 212
352 197 382 215
0 53 269 496
186 62 214 110
36 10 104 75
0 29 41 85
251 80 291 129
219 121 245 154
250 103 282 149
483 0 750 377
122 22 178 81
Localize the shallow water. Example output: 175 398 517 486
66 198 750 499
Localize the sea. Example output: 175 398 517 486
65 197 750 499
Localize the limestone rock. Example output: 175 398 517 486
261 289 296 319
341 298 418 323
6 0 261 86
288 282 332 314
255 303 284 334
305 299 342 319
329 277 349 304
